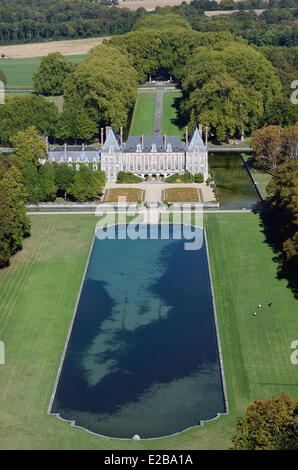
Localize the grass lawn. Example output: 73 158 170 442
164 187 200 202
242 154 272 199
0 213 297 449
0 54 86 89
129 91 156 136
162 91 184 138
105 188 143 202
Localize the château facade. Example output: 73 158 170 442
46 125 208 182
101 126 208 181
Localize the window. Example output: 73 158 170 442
109 146 114 154
136 144 141 152
93 164 98 171
166 143 172 152
151 143 156 152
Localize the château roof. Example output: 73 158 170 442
101 127 121 152
187 127 207 152
47 145 100 163
123 135 185 153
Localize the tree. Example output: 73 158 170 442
33 52 75 96
0 94 59 143
0 193 14 268
251 125 284 174
231 393 298 450
63 44 138 132
10 126 47 167
266 159 298 265
67 165 105 202
39 163 57 201
54 163 74 200
0 165 30 256
22 162 42 204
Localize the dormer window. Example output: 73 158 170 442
166 143 172 152
109 146 114 154
136 144 141 152
151 143 156 152
194 145 199 153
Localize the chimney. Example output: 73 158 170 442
100 128 104 148
64 143 67 153
163 135 167 148
185 127 188 148
105 126 110 140
45 136 49 153
82 143 85 152
120 126 123 149
205 126 208 148
141 135 144 149
199 123 203 136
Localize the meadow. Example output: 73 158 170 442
0 55 87 89
0 212 296 449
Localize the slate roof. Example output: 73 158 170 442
123 136 185 153
187 127 207 152
47 145 100 163
101 127 121 152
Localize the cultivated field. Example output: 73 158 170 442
116 0 246 11
0 37 109 59
0 213 296 449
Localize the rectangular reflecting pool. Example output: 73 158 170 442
49 225 227 439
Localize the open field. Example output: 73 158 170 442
162 91 184 138
129 91 156 136
105 188 143 202
0 213 296 449
0 55 86 89
0 37 108 59
116 0 248 11
164 187 200 202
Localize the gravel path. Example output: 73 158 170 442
153 85 164 136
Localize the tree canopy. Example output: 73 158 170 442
33 52 74 96
231 393 298 450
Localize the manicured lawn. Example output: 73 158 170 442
164 187 200 202
129 91 156 136
0 213 297 449
0 54 86 89
242 154 272 199
105 188 143 202
162 91 184 138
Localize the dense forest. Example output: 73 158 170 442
0 0 297 46
0 0 140 44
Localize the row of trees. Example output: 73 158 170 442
251 122 298 270
0 125 107 267
0 156 30 268
30 19 296 143
24 162 106 204
178 4 298 47
107 21 293 141
0 0 141 45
